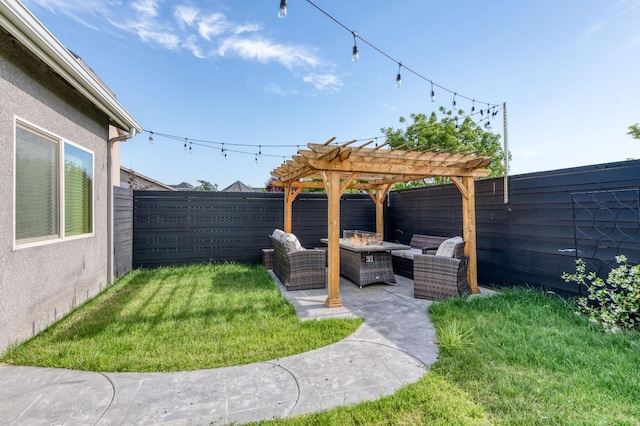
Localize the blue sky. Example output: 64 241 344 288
21 0 640 189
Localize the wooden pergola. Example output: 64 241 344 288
270 137 492 308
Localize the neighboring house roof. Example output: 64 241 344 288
120 167 176 191
222 180 262 192
170 182 195 191
0 0 142 133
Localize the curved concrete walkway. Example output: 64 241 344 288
0 275 440 425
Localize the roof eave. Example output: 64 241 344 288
0 0 142 133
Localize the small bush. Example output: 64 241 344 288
563 255 640 333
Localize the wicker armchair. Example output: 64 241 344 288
270 231 326 291
413 238 471 300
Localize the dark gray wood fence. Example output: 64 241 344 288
113 186 133 278
386 159 640 296
132 191 375 268
126 159 640 296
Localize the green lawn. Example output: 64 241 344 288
3 265 639 424
258 289 640 425
0 263 362 372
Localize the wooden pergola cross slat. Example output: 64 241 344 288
270 137 492 308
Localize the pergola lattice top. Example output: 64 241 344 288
271 137 492 188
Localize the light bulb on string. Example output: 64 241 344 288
430 81 435 102
471 100 475 113
455 116 459 131
184 139 187 151
258 145 262 157
452 92 457 109
148 132 153 144
395 62 402 88
278 0 287 18
189 142 192 153
255 154 258 163
351 32 359 61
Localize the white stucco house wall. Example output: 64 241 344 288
0 0 142 354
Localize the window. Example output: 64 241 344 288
64 143 93 236
15 121 94 245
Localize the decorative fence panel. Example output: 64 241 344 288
386 160 640 296
132 191 375 269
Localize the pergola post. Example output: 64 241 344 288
459 176 479 293
324 170 343 307
283 182 302 233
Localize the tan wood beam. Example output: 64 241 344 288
304 159 491 177
283 183 303 233
450 176 469 200
322 170 343 308
460 176 479 293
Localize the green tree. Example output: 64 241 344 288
381 107 507 188
194 180 217 191
628 123 640 140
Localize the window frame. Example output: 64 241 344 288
14 117 95 249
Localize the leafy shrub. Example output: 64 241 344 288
562 255 640 333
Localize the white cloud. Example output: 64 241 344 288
174 5 199 28
303 73 344 91
23 0 339 91
217 37 319 69
131 0 159 18
231 23 262 35
197 13 229 40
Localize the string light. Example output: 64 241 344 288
148 131 153 144
471 100 475 113
140 101 504 165
351 31 359 62
278 0 287 18
452 92 457 109
304 0 503 115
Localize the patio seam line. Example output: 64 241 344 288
94 371 116 425
263 360 302 418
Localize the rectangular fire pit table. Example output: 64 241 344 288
321 238 411 288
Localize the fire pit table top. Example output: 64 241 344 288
320 238 411 253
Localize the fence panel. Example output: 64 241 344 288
132 191 375 268
128 160 640 295
113 186 133 278
386 160 640 295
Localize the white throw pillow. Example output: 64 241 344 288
283 233 303 252
435 236 464 257
271 229 285 241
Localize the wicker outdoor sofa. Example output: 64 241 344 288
413 236 471 300
270 229 326 291
391 234 450 279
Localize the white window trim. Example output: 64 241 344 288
13 116 95 250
